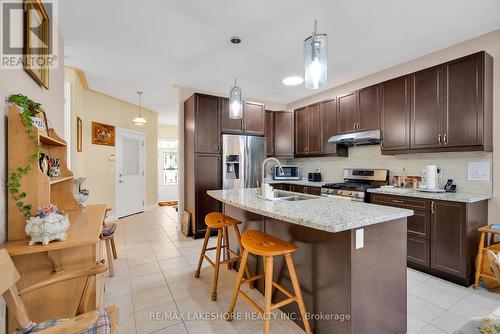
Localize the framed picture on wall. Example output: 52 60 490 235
77 117 82 151
92 121 115 146
24 0 50 89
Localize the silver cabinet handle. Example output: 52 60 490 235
304 187 308 194
443 133 447 145
438 134 442 145
392 199 404 204
431 201 435 214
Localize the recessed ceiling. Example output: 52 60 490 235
60 0 500 125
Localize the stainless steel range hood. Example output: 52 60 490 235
328 130 381 146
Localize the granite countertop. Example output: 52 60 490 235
207 188 413 233
269 180 332 187
368 188 492 203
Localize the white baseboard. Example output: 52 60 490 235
144 204 158 211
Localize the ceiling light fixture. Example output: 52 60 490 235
229 78 243 119
133 91 147 126
304 19 327 89
282 76 304 86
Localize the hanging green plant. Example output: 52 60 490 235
7 94 43 219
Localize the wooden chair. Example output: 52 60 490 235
474 225 500 289
194 212 251 301
100 208 118 277
0 249 119 333
226 230 312 334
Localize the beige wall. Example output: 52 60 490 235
288 29 500 223
65 68 159 213
158 124 177 139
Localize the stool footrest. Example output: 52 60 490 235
241 274 264 285
206 245 227 251
238 290 264 314
203 254 241 267
271 296 297 310
272 282 294 299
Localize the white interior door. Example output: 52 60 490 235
116 128 145 218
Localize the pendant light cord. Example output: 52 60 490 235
137 91 143 117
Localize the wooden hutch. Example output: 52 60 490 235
1 105 107 332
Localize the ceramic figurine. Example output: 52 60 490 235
25 204 70 245
73 177 90 207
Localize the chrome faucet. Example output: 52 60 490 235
261 157 284 190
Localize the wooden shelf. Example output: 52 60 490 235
49 175 73 185
0 204 106 256
39 133 66 146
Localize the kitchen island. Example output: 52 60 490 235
208 188 414 334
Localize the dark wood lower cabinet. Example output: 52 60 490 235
272 183 321 196
371 194 487 286
190 154 222 238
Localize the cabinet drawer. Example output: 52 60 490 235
408 236 430 267
407 210 430 238
371 194 430 211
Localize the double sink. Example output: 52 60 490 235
257 189 316 202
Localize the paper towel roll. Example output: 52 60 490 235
426 165 438 190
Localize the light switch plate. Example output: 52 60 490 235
355 229 364 249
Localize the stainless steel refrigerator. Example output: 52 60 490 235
222 134 266 189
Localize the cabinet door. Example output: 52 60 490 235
294 107 308 156
274 111 294 158
243 102 265 135
380 76 411 151
442 53 483 147
221 97 243 134
358 85 380 131
307 104 322 154
337 92 358 134
195 154 222 237
431 201 466 277
195 95 220 154
410 66 443 149
320 99 338 154
265 110 275 156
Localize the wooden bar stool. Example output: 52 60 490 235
194 212 250 301
100 208 118 277
227 230 311 334
474 225 500 289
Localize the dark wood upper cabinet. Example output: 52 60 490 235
442 53 484 148
357 84 380 132
274 111 294 158
380 76 411 152
265 110 275 157
243 102 265 135
307 103 321 154
337 92 358 134
410 66 443 149
382 51 492 154
221 97 243 134
195 94 220 154
294 107 308 156
320 99 338 154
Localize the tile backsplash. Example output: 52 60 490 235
288 145 493 194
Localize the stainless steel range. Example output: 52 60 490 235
321 168 389 202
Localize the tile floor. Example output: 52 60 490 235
104 206 500 334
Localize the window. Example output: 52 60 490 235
159 140 178 184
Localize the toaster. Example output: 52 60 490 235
308 172 322 182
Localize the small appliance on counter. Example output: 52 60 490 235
419 165 444 192
274 165 300 180
308 169 322 182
